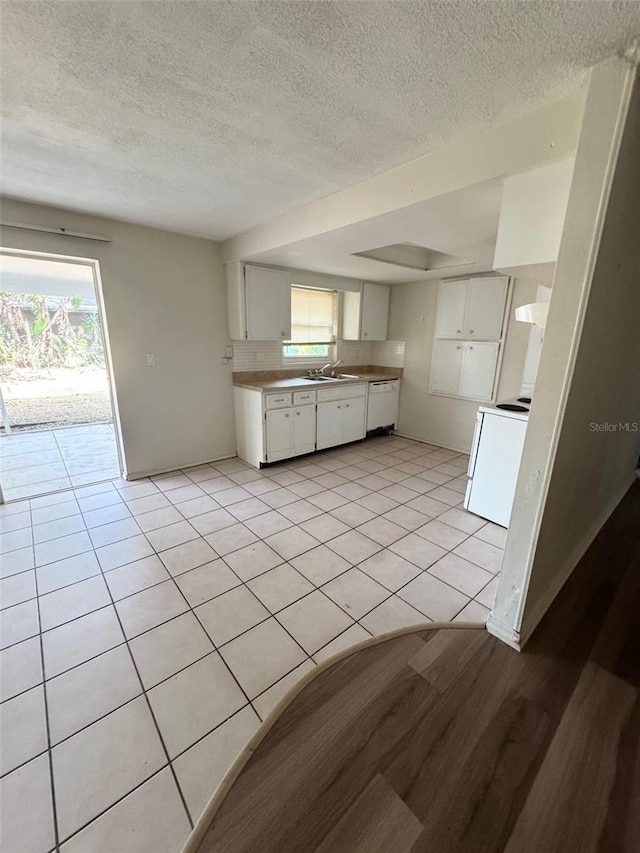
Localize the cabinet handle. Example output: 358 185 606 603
281 332 286 337
469 346 474 350
296 411 300 416
469 329 474 334
364 332 368 337
285 413 290 418
456 329 461 334
346 404 350 408
337 405 341 409
456 345 462 350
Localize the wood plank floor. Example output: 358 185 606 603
189 483 640 853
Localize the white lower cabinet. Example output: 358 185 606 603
265 409 293 462
316 401 343 450
265 405 316 462
342 397 366 443
317 396 366 450
292 405 316 456
234 383 368 467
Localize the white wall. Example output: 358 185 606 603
0 199 235 478
489 58 640 648
388 277 536 451
493 158 575 284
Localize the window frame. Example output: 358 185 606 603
282 285 338 365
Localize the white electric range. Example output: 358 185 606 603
463 397 531 527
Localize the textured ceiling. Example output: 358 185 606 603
1 1 639 240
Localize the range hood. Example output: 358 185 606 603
515 302 549 329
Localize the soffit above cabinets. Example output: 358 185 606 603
244 179 504 284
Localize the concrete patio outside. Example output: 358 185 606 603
0 423 120 502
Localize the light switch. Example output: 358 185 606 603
224 345 233 359
146 353 156 367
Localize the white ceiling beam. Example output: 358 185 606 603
222 88 586 263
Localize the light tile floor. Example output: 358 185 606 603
0 435 505 853
0 424 120 502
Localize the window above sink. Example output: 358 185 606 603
283 286 337 362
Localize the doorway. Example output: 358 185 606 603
0 250 122 502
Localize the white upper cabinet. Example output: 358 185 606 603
226 262 292 340
342 282 390 340
360 283 390 340
436 276 508 341
430 275 508 402
465 278 509 339
436 279 468 338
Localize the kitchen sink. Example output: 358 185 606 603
303 373 361 382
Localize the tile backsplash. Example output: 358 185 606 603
371 340 406 368
232 341 284 371
232 340 405 371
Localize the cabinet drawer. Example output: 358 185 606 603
293 390 316 405
317 383 367 403
264 393 293 410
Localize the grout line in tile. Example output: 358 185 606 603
90 530 195 835
3 434 495 851
55 762 171 848
2 448 495 655
28 497 62 853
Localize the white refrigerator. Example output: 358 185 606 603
464 406 528 528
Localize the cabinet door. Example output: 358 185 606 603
460 342 500 401
430 340 464 395
265 409 294 461
465 277 508 340
245 265 291 341
342 396 366 444
316 401 343 450
292 405 316 456
436 280 468 338
360 283 390 340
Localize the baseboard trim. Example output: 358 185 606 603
486 615 522 651
517 474 636 646
126 452 237 481
392 431 470 455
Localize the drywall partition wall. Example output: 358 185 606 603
388 277 536 451
488 57 640 649
520 285 552 396
0 199 235 477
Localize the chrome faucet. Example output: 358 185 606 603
307 362 333 377
307 360 344 378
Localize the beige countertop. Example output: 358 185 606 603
233 369 402 393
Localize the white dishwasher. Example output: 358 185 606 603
366 380 400 431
